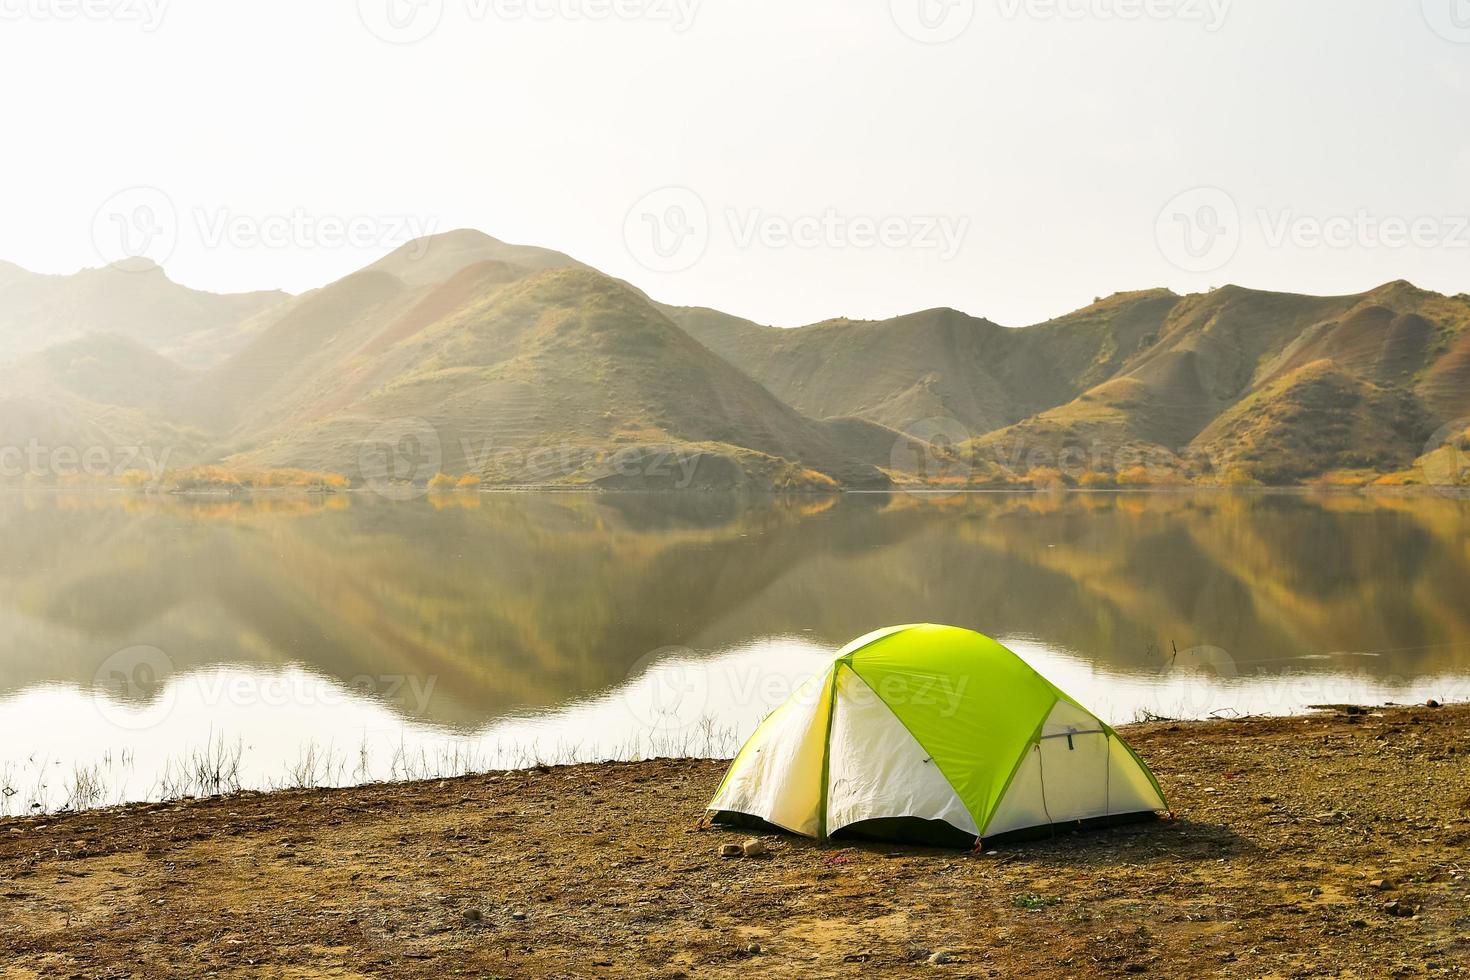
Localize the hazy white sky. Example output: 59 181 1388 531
1 0 1467 325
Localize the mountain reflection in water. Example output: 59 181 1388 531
1 491 1467 810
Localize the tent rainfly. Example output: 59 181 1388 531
708 624 1168 847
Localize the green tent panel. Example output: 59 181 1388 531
708 624 1167 845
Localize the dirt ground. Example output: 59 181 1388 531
2 705 1468 979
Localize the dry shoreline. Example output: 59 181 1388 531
2 705 1468 978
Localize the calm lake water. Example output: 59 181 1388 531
2 490 1468 813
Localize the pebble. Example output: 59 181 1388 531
461 908 483 923
928 951 960 965
741 838 768 858
720 843 744 859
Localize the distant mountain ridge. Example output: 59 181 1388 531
670 280 1470 487
2 230 1467 490
0 259 288 369
663 288 1180 438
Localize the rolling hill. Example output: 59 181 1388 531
967 283 1470 485
664 289 1180 438
182 231 591 439
0 333 211 476
2 228 1467 490
668 279 1470 487
0 258 288 369
215 262 890 489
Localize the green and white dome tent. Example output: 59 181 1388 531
708 624 1168 847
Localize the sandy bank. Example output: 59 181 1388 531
2 705 1468 978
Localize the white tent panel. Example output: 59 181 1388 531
1037 697 1112 821
1037 727 1112 822
982 741 1048 837
1042 699 1101 737
707 673 832 837
826 667 979 838
1107 741 1168 814
986 699 1162 836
